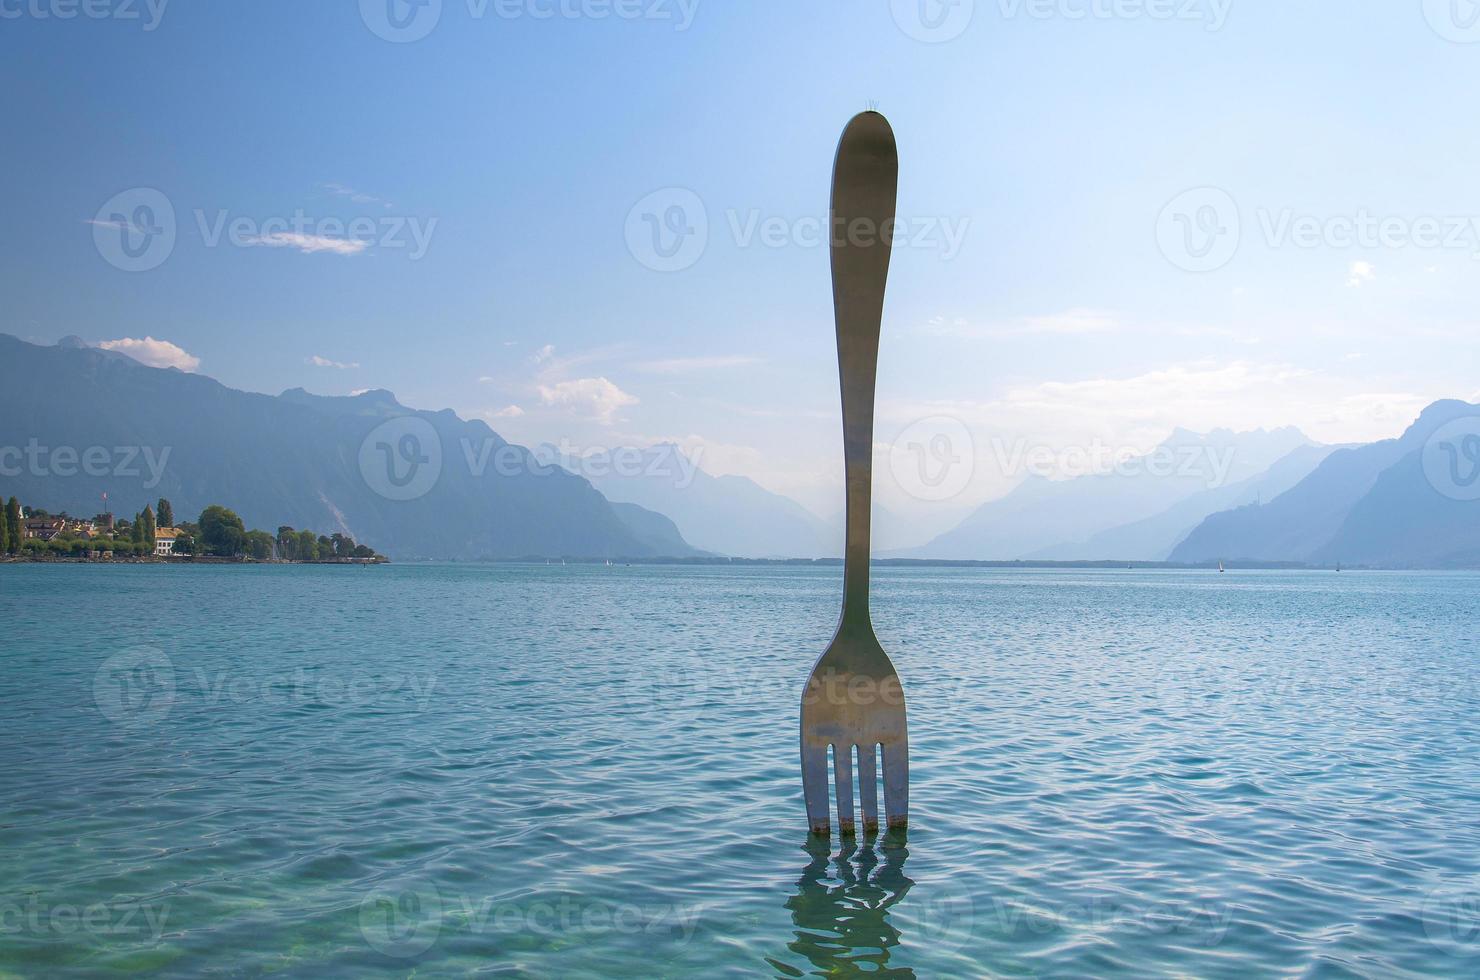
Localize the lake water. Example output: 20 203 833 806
2 564 1478 977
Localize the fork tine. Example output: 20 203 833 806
857 743 879 833
833 743 856 836
801 740 831 835
882 739 909 829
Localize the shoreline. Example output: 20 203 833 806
0 555 389 565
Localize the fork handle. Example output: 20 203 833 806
830 112 898 622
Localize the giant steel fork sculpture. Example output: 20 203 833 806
800 111 909 836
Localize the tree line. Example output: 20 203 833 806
1 497 383 561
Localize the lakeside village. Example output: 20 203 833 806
0 496 386 564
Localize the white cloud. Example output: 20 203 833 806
635 355 762 373
533 344 556 364
537 377 638 425
492 404 525 418
97 336 200 371
1346 261 1376 288
308 355 360 370
243 232 368 256
322 182 393 209
477 376 496 384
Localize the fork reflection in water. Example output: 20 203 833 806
769 830 915 978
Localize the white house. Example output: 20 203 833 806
155 527 179 556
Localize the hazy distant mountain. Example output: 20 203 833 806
608 501 712 558
1031 442 1343 561
901 427 1313 560
0 334 702 560
1171 400 1480 566
559 444 836 558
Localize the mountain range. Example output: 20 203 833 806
0 334 700 560
899 426 1315 560
1170 400 1480 567
5 334 1477 567
547 444 837 559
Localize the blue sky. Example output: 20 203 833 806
5 0 1480 534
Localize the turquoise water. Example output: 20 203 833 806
2 564 1478 977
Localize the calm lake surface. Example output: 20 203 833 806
2 564 1478 977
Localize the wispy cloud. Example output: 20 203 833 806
1346 261 1376 288
537 377 638 425
97 336 200 372
243 232 368 256
635 355 762 373
492 405 525 418
308 355 360 370
532 344 556 365
322 182 393 209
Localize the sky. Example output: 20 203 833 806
4 0 1480 539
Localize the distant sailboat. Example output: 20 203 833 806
1218 560 1225 573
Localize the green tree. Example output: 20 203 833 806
157 498 173 527
317 535 332 559
4 497 19 553
276 526 297 561
198 505 247 557
245 530 274 561
131 512 145 545
296 529 318 561
172 532 194 556
140 505 157 550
